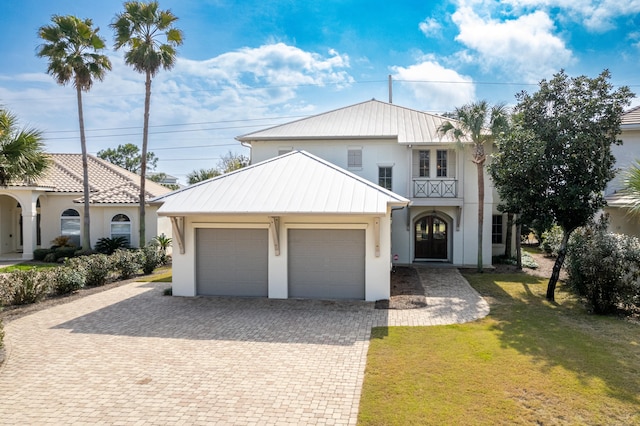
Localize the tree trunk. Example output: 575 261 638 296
476 159 485 272
515 219 522 270
505 212 514 258
76 84 91 251
139 71 151 248
546 229 570 301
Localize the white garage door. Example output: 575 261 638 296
196 228 268 297
288 229 365 300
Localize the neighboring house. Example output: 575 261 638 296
0 153 172 260
153 150 409 301
237 99 506 267
605 106 640 236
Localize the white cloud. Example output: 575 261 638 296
391 59 476 111
501 0 640 31
452 7 573 82
419 18 442 37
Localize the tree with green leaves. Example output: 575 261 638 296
97 143 158 173
623 160 640 216
438 101 509 272
38 15 112 250
492 70 633 301
186 168 220 185
219 151 249 173
148 172 180 190
111 1 183 247
0 108 50 186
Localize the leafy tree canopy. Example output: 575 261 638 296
186 151 249 185
97 143 158 174
490 69 634 300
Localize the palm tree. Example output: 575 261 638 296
187 168 221 185
623 160 640 215
111 1 183 247
37 15 112 251
0 108 50 186
438 101 508 272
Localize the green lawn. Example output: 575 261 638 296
0 262 58 273
358 274 640 425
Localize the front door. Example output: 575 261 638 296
415 216 448 260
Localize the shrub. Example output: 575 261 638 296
141 243 162 275
43 253 57 263
0 317 4 350
95 236 129 255
51 235 75 248
111 249 142 280
0 274 16 307
152 234 172 264
566 217 640 314
54 246 77 261
541 224 563 256
67 254 112 287
521 251 538 269
51 267 85 295
33 248 53 261
9 269 50 305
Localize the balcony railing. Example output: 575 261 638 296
413 178 458 198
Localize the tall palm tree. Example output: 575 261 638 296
0 108 50 186
111 1 183 247
438 101 508 272
37 15 112 250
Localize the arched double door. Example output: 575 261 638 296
414 215 448 260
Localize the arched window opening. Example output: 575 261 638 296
60 209 81 247
111 214 131 246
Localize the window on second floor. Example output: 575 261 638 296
492 215 503 244
348 149 362 168
437 150 448 177
419 150 430 177
379 166 392 190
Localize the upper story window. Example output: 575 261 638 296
437 150 448 177
111 214 132 246
348 148 362 168
492 215 503 244
61 208 81 247
419 150 430 177
278 147 293 156
378 166 392 191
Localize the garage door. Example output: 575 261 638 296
288 229 365 299
196 228 268 297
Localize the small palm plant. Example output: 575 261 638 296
94 236 129 255
153 233 172 264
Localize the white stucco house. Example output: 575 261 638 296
153 150 408 301
238 99 507 267
153 99 509 301
0 153 172 260
605 106 640 236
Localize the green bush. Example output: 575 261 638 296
43 253 57 263
111 249 142 280
33 248 53 261
0 317 4 350
51 267 85 295
9 269 50 305
541 224 563 256
95 236 129 255
54 246 77 261
66 254 112 287
0 274 16 307
141 243 162 275
566 217 640 314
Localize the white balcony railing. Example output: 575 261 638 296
413 178 458 198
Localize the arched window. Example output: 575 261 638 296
111 214 131 246
60 209 81 247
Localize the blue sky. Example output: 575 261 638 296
1 0 640 183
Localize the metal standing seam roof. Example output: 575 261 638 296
154 150 410 216
236 99 465 144
11 154 172 204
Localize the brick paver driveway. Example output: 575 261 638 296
0 269 488 425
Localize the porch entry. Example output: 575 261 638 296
414 215 447 260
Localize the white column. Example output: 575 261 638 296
21 194 38 260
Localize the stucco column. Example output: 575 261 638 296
21 205 37 260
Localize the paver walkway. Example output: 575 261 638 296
0 268 488 425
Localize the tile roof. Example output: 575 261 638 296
236 99 465 144
12 153 172 204
154 150 409 216
622 105 640 126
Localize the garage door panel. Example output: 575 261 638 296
196 228 268 297
288 229 365 299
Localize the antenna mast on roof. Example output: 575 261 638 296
388 75 393 104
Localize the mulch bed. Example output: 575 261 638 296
375 266 428 309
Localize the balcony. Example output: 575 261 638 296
413 178 458 198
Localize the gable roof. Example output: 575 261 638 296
154 150 409 216
12 154 171 204
236 99 463 144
